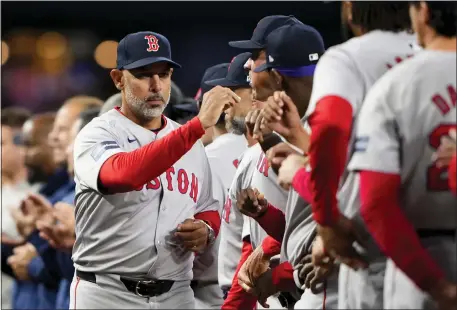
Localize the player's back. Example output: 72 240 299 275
353 50 457 229
205 133 248 191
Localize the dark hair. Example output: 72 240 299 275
78 107 101 131
351 2 411 33
1 107 32 128
410 1 457 37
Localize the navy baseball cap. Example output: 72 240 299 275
229 15 301 49
116 31 181 70
194 63 229 101
253 23 325 77
206 52 251 88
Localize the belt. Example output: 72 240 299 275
417 229 456 238
76 270 175 298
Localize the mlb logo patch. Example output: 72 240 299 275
354 136 370 152
246 75 251 83
268 55 275 63
309 53 319 61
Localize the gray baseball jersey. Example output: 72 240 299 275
284 31 419 262
241 144 289 249
305 30 418 195
72 109 219 280
348 50 457 229
193 133 247 282
218 145 258 290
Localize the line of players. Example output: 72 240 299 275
194 2 456 310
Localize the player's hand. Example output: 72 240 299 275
277 154 308 190
198 86 240 129
266 142 302 172
261 91 309 151
37 202 76 252
238 246 271 294
432 128 456 168
429 279 457 310
7 243 38 281
254 269 279 308
245 109 264 140
236 188 268 219
316 216 368 271
174 219 209 252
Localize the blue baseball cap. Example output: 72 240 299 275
116 31 181 70
194 63 229 101
229 15 301 50
253 23 325 77
206 52 251 88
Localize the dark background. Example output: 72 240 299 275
1 1 343 112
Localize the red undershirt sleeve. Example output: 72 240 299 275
255 203 286 243
307 95 353 226
271 262 296 292
99 117 205 193
261 236 281 258
291 167 312 203
449 153 457 195
195 211 221 238
359 170 445 292
222 239 257 310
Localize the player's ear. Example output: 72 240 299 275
270 69 283 87
110 69 124 90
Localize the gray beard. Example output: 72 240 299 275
226 116 246 135
125 88 170 121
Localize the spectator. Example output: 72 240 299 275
38 106 102 309
0 107 35 310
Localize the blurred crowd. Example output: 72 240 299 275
1 84 199 309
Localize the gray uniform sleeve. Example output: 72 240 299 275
306 47 365 118
73 120 124 193
348 77 400 174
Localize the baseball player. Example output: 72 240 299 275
70 31 240 309
190 56 250 309
240 23 340 309
267 3 417 308
226 22 330 310
347 2 457 309
217 15 301 309
194 63 229 146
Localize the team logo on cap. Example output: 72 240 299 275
309 53 319 61
145 35 160 52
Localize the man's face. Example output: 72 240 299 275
225 87 253 135
48 106 78 165
22 120 54 179
66 118 82 177
1 125 25 176
409 2 427 47
122 62 173 122
246 50 276 102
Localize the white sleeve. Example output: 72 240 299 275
73 120 124 193
348 78 400 174
306 47 365 118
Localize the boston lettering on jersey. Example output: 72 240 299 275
134 166 199 203
256 152 269 177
